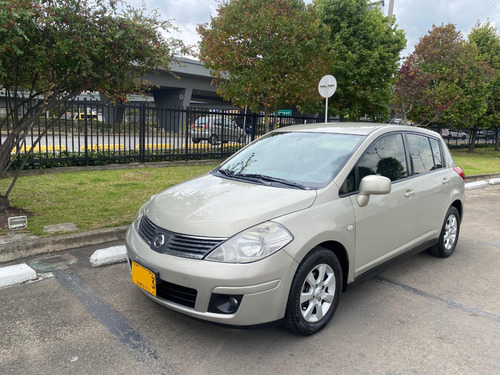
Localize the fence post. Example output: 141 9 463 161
83 99 89 166
185 107 190 161
220 111 225 159
139 103 146 164
251 113 257 141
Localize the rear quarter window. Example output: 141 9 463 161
407 134 443 174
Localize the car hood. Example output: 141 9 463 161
145 174 317 237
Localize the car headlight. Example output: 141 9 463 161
205 222 293 263
133 194 158 232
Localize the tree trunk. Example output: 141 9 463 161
467 127 477 153
0 196 9 212
264 110 270 134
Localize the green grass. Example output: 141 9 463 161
0 163 217 236
450 147 500 176
0 147 499 237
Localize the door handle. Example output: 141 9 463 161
404 190 416 198
442 177 450 184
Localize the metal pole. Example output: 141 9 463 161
325 97 328 123
387 0 394 18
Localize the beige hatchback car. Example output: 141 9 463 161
126 123 465 335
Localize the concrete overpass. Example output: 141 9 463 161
144 57 234 109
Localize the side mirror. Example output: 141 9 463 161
356 175 391 207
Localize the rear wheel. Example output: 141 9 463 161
428 206 460 258
209 134 219 145
192 138 200 144
283 247 342 336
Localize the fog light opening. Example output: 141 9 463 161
208 293 243 314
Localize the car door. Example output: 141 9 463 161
346 133 421 277
405 134 452 238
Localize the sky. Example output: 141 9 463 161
128 0 500 59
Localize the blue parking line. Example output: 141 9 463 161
54 269 178 375
375 276 500 323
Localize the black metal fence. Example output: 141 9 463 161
2 100 322 170
1 99 497 171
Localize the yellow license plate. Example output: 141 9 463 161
131 261 157 297
197 127 203 131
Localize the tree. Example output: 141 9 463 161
0 0 185 211
393 24 491 152
314 0 406 121
197 0 331 132
469 21 500 151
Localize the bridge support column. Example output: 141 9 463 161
153 88 193 132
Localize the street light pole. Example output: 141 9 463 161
387 0 394 18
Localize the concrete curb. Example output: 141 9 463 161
0 225 129 264
0 263 37 288
90 245 128 267
489 178 500 185
465 181 489 190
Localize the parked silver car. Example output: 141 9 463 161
191 116 245 145
126 123 465 335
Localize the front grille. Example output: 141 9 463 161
138 215 226 259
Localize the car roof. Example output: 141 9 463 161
275 122 439 137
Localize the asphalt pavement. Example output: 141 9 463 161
0 178 499 375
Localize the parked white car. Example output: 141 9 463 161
126 123 465 335
442 128 468 140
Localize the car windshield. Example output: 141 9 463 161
215 131 365 189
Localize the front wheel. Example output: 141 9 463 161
283 247 342 336
428 206 460 258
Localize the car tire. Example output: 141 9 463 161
461 135 466 140
428 206 460 258
209 134 219 145
283 247 342 336
192 138 200 144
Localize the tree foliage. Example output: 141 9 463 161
394 24 491 133
469 21 500 151
315 0 406 121
0 0 185 210
197 0 331 127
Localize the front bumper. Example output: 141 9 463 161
125 226 298 326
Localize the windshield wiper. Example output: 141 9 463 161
233 173 310 190
217 168 234 177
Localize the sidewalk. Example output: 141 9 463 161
0 225 128 264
